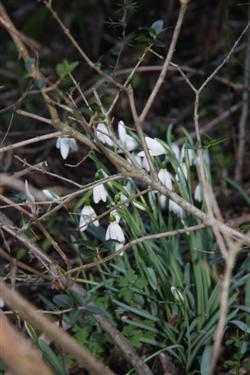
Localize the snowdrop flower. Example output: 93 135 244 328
159 194 167 209
169 199 184 218
25 180 38 214
42 189 60 202
142 155 151 171
138 136 166 157
115 242 125 256
118 121 137 151
56 137 78 160
96 123 113 147
0 298 4 308
170 142 180 161
181 145 195 166
25 180 35 203
136 154 151 171
158 164 172 190
171 286 184 302
194 184 202 202
133 153 143 167
105 221 125 243
79 205 99 232
93 183 108 204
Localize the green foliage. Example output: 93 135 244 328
224 333 249 374
73 322 107 359
56 59 79 79
38 339 67 375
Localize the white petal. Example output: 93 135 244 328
118 121 137 151
137 150 145 157
93 184 108 204
60 138 70 159
105 222 125 242
56 138 61 148
96 123 113 147
118 121 127 143
159 194 167 209
115 242 125 256
181 145 195 165
25 180 35 202
120 193 129 206
79 205 99 232
0 298 4 308
158 169 172 190
169 199 184 218
56 137 78 159
142 156 150 171
105 225 111 240
194 184 202 202
125 135 137 151
145 137 166 156
171 143 180 161
42 189 60 202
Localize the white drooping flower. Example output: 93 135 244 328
170 142 180 161
194 184 202 202
25 180 37 214
93 183 108 204
136 153 151 171
145 136 166 156
138 136 166 157
96 123 113 147
141 155 151 171
158 167 172 190
180 145 195 166
56 137 78 160
120 192 129 206
115 242 125 256
171 286 184 302
105 222 125 243
159 194 167 209
79 205 99 232
25 180 35 203
169 199 184 218
118 121 137 151
42 189 60 202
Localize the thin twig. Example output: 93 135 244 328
45 1 124 91
68 224 206 273
128 86 157 180
235 5 250 182
70 283 154 375
0 282 117 375
139 1 189 122
208 232 250 375
0 131 61 154
0 313 54 375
